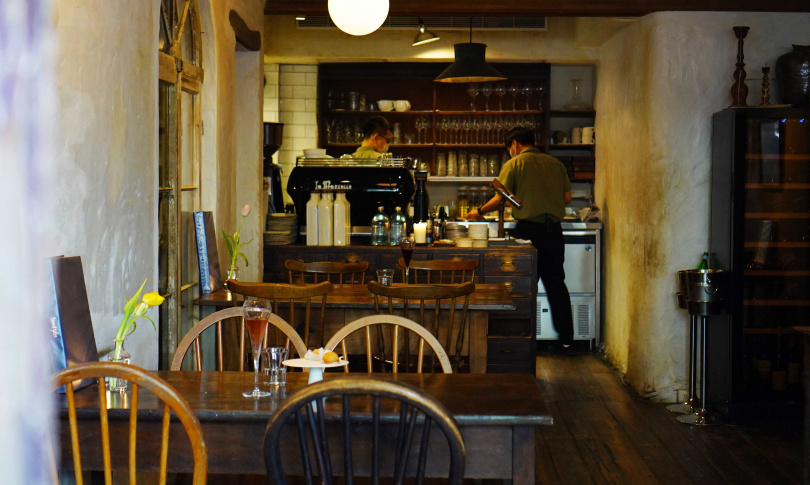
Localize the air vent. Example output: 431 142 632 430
297 15 547 31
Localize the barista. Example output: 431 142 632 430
352 116 391 158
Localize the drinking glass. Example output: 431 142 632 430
399 236 415 283
495 83 507 111
481 84 493 111
462 116 472 144
534 85 545 111
466 83 480 111
508 83 520 111
451 116 461 145
242 297 272 398
522 84 533 110
439 116 450 144
415 116 424 144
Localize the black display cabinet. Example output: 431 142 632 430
708 107 810 422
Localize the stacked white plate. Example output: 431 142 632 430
444 223 468 241
264 213 298 246
467 223 489 239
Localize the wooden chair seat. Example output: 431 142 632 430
170 306 307 371
263 375 465 485
226 280 333 348
52 362 207 485
286 259 369 285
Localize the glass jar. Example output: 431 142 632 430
447 151 458 177
348 91 359 111
488 154 500 176
435 153 447 177
469 155 478 177
478 154 488 177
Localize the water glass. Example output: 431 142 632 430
262 347 289 387
376 269 394 286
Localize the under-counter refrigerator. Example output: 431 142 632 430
536 225 602 347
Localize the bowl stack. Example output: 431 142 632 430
264 213 298 246
444 223 468 241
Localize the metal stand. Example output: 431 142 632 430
667 314 700 414
676 315 723 426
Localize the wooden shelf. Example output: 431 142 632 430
550 144 595 150
743 242 810 248
434 144 507 148
743 328 801 335
326 110 434 115
427 176 495 183
434 110 543 115
550 109 595 118
745 183 810 189
744 212 810 219
745 154 810 160
745 269 810 276
744 300 810 306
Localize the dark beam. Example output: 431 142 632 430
264 0 810 16
229 10 261 51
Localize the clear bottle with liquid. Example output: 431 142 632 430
388 206 406 245
371 206 388 246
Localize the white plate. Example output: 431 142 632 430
283 357 350 368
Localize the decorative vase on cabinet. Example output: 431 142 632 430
776 45 810 107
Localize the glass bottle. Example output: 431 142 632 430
317 191 333 246
697 252 709 270
563 79 589 110
371 206 388 246
306 191 320 246
388 206 406 245
457 187 470 219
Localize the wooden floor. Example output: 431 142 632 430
534 350 804 485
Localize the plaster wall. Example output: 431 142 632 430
595 12 810 400
51 0 160 367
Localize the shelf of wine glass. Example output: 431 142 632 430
550 143 596 150
550 109 596 118
324 143 508 148
325 143 433 148
326 110 434 115
745 212 810 219
427 176 496 183
324 110 545 116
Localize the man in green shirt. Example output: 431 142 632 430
351 116 391 158
467 127 574 350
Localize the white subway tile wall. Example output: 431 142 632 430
263 64 319 205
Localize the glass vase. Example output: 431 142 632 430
564 79 589 110
227 266 239 281
106 340 131 393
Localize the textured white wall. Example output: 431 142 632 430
596 12 810 400
51 0 160 367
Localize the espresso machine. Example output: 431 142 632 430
263 122 284 215
286 157 415 232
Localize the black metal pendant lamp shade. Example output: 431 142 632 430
435 42 506 83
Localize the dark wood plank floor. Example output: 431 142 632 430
535 350 804 485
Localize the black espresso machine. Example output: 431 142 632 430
287 157 415 231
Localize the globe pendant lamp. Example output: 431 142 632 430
435 22 505 83
328 0 389 36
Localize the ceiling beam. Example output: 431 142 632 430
264 0 810 16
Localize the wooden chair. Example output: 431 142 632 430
262 376 465 485
325 314 453 373
367 281 475 372
53 362 207 485
170 306 308 371
286 260 369 285
226 280 333 348
398 257 478 284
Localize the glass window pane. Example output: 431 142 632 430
181 90 196 187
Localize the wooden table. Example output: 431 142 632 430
58 371 550 484
195 283 516 373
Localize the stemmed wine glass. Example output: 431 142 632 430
415 116 424 144
481 84 493 111
534 85 545 111
242 297 272 398
399 236 415 283
508 83 520 111
466 83 480 111
522 84 533 110
495 83 507 111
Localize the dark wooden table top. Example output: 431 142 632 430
60 371 551 427
194 283 516 311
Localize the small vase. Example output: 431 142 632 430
564 79 589 110
776 45 810 107
227 266 239 281
106 340 131 393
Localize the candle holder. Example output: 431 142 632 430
760 66 771 106
729 26 750 107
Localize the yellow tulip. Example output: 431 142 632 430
142 292 165 306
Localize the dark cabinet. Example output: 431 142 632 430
708 107 810 421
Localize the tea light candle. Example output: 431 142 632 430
414 222 427 243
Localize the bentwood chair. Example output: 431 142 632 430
286 260 369 285
226 280 333 348
263 376 465 485
368 280 474 372
52 362 207 485
170 306 307 371
325 314 453 373
398 257 478 284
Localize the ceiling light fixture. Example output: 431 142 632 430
435 19 505 83
412 17 440 46
295 16 306 21
328 0 389 36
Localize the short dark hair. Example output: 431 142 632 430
504 127 535 148
362 116 391 140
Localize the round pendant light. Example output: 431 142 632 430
328 0 389 36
